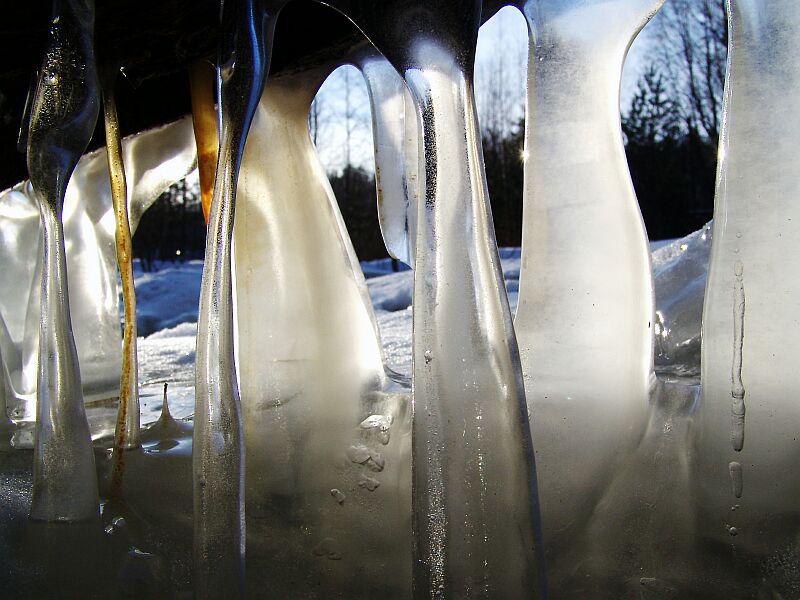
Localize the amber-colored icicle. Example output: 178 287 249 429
189 60 218 223
102 69 140 496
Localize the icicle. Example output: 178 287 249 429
26 0 100 522
325 2 546 596
355 49 419 267
232 62 398 595
696 0 800 562
101 69 141 504
189 61 218 224
513 0 662 576
193 0 285 596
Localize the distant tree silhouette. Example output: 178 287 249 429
328 164 385 261
623 65 716 240
132 178 205 271
482 120 524 248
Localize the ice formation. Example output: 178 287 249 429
694 0 800 588
1 0 799 598
513 0 661 585
25 0 101 523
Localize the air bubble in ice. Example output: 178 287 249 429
347 443 385 471
358 475 380 492
359 414 393 444
330 489 346 504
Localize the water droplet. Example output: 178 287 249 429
728 526 738 537
729 461 743 498
359 475 380 492
424 350 433 363
330 488 346 504
104 524 114 535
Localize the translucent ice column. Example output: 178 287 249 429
514 0 661 565
321 1 545 596
26 0 100 521
694 1 800 592
233 65 396 596
0 116 196 423
192 0 285 596
357 50 419 267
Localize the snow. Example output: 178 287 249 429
134 239 701 424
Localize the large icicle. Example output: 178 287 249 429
356 50 419 268
0 117 196 425
233 64 399 597
26 0 100 522
694 0 800 589
513 0 661 577
321 1 546 596
192 0 285 596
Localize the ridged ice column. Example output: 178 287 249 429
356 50 419 267
323 1 545 597
694 0 800 591
514 0 661 562
26 0 100 521
193 0 284 596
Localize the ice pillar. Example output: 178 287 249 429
192 0 285 596
233 64 398 596
26 0 100 522
357 50 419 267
514 0 661 566
321 1 546 596
694 0 800 591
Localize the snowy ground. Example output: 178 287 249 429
135 239 690 426
133 251 520 424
